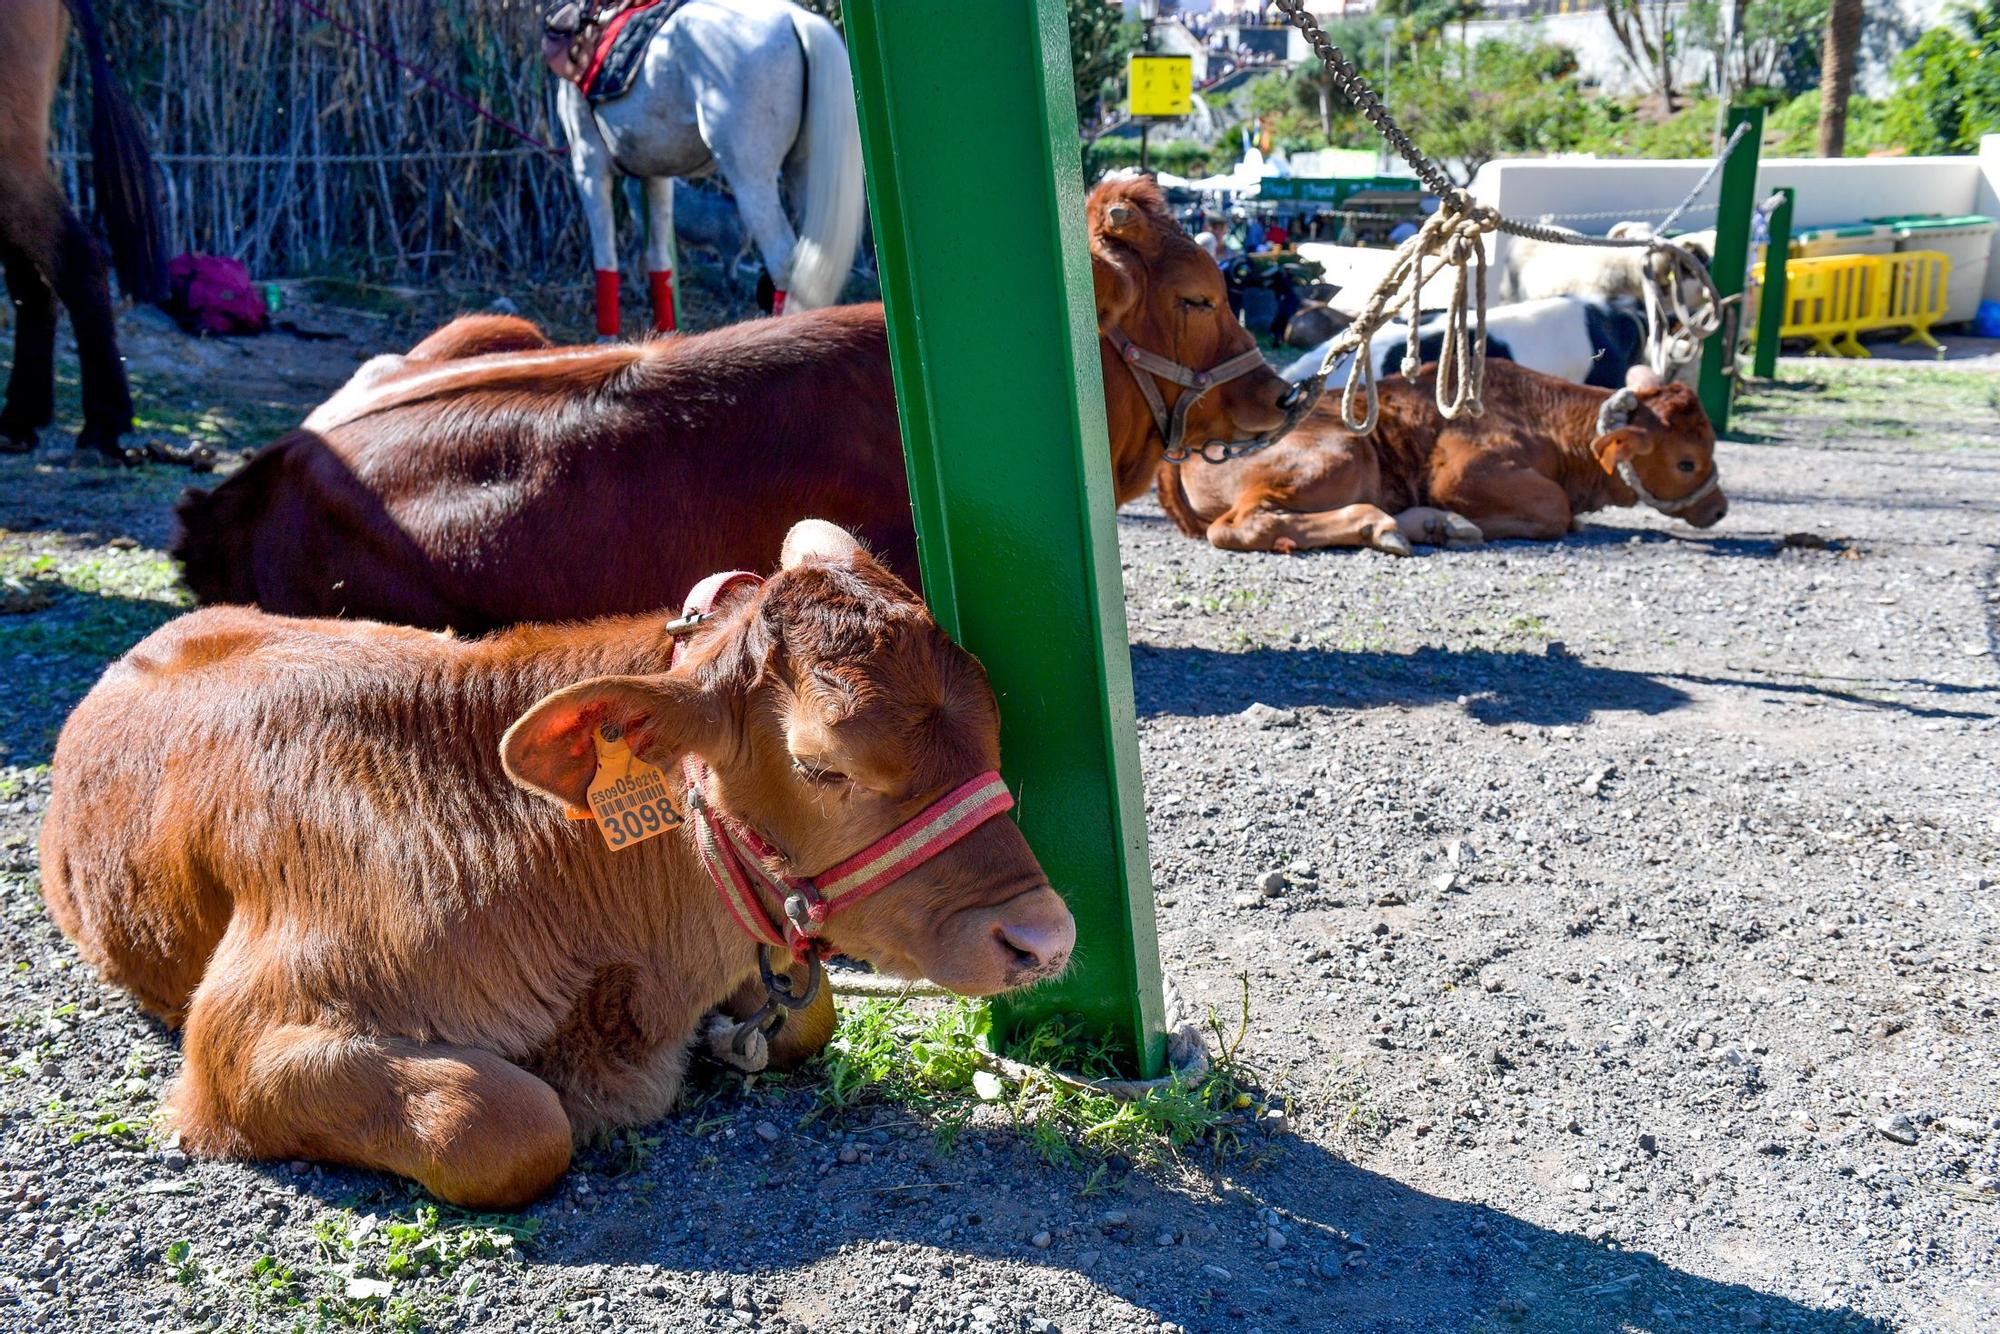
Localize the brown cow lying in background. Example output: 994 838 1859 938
171 175 1299 632
40 521 1074 1207
1157 361 1726 555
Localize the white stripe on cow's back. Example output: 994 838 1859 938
299 345 644 435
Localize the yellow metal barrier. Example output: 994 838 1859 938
1756 250 1952 357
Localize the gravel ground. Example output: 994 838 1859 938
1 322 1996 1333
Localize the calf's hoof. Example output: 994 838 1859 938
699 1013 770 1074
1440 514 1485 549
1372 530 1414 558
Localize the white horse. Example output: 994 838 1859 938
543 0 864 336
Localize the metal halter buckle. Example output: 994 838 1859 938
728 946 825 1057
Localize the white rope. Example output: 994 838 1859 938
1305 196 1497 433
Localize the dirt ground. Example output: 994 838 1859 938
0 304 1995 1334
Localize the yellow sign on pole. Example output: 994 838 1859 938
1127 54 1193 119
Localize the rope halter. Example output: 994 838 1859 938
1595 388 1722 518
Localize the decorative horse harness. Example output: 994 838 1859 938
664 571 1015 1053
543 0 687 103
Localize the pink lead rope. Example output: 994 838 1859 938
670 571 1015 963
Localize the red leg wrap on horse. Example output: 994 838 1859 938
771 289 788 317
594 270 621 338
647 270 676 333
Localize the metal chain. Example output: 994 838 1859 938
1266 0 1733 431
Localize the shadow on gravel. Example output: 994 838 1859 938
1664 670 2000 723
0 592 184 767
333 1120 1892 1334
1131 644 1691 726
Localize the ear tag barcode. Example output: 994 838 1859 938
583 723 684 852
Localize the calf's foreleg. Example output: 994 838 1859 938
1207 498 1414 556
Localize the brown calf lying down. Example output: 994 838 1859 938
40 521 1074 1207
172 176 1298 633
1157 360 1727 555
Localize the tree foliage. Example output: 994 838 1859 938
1603 0 1686 112
1882 0 2000 154
1685 0 1828 100
1069 0 1137 122
1385 40 1587 185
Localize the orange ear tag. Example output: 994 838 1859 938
575 723 684 852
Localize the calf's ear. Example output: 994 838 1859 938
1590 428 1654 475
1090 247 1140 332
502 673 724 810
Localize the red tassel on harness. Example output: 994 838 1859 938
771 288 787 317
647 269 676 333
594 269 621 338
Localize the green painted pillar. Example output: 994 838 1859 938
1752 187 1794 380
1697 105 1764 430
842 0 1167 1075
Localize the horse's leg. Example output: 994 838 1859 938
720 171 797 316
698 88 802 316
50 206 133 459
642 176 677 334
0 234 56 454
557 83 622 340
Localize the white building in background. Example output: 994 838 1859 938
1457 0 1954 101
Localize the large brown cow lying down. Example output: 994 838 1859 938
1157 361 1727 555
40 521 1074 1207
171 176 1298 632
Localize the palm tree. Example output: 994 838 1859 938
1816 0 1863 156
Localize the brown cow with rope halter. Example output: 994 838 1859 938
172 175 1306 629
1156 361 1726 555
1 0 166 462
41 520 1074 1207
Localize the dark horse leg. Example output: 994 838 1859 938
0 230 57 453
51 201 135 460
0 172 134 461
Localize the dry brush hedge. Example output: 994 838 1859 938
52 0 589 284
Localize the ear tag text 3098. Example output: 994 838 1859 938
580 723 683 851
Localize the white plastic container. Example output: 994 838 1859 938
1869 215 1996 323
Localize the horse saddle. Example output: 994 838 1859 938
582 0 687 105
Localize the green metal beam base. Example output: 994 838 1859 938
1697 105 1765 431
843 0 1167 1076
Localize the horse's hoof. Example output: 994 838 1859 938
74 436 142 468
1374 530 1414 558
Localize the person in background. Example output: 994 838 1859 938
1265 218 1289 250
1238 208 1265 253
1197 213 1231 263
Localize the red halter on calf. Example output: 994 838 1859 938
664 571 1015 1047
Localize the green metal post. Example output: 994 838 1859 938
1697 104 1764 430
1752 186 1793 380
842 0 1167 1075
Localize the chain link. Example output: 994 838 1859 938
1259 0 1735 430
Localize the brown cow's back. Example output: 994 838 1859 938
38 606 732 1042
173 306 909 632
